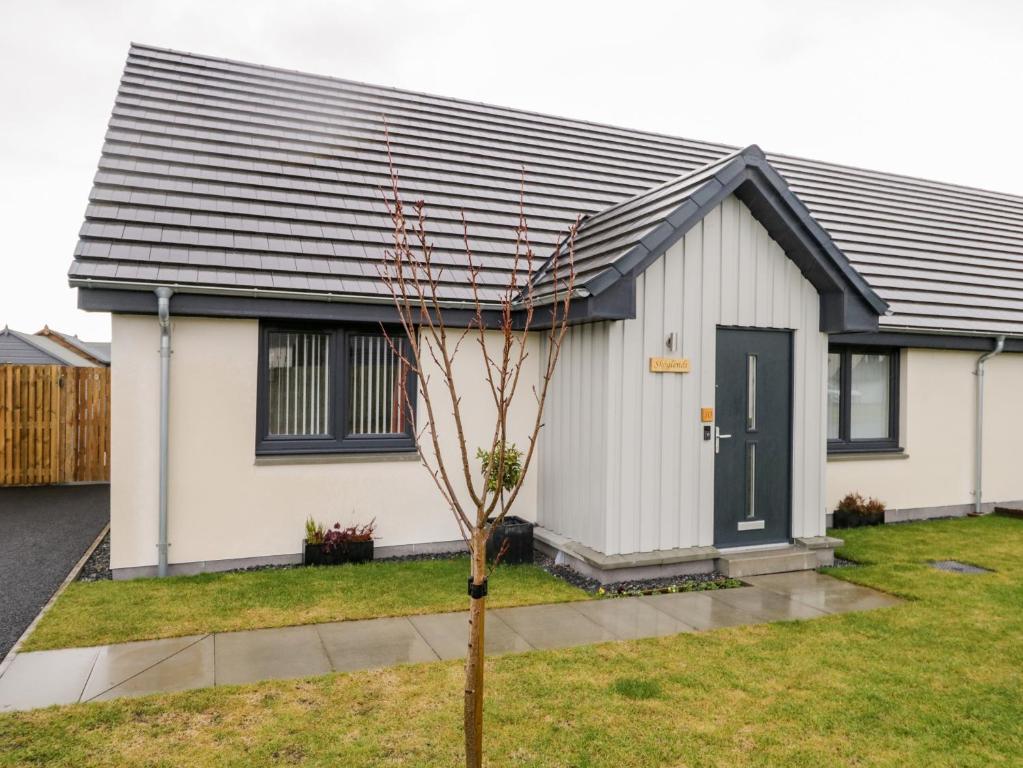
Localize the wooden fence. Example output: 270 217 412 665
0 365 110 486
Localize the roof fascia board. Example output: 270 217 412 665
77 285 634 330
829 330 1023 353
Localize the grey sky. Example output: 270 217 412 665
2 0 1020 341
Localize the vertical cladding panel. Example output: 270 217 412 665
737 203 756 327
564 327 577 539
605 320 624 554
640 259 665 551
590 322 608 552
600 195 828 554
681 223 705 549
537 334 553 532
660 227 686 549
755 225 774 326
718 197 740 326
697 207 721 548
537 320 611 551
618 274 646 554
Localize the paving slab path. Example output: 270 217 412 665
0 571 900 712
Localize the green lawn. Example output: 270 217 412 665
4 516 1023 767
23 557 587 651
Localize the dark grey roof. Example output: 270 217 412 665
69 43 1023 336
0 328 97 366
554 149 749 287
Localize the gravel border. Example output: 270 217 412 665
74 540 743 596
532 551 742 596
77 531 112 581
828 556 861 569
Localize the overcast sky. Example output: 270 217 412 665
1 0 1021 341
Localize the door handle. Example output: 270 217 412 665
715 426 732 454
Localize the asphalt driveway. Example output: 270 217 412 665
0 484 109 661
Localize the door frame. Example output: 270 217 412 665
713 325 795 548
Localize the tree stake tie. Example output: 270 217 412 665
468 578 489 599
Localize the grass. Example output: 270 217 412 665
3 516 1022 766
23 557 587 651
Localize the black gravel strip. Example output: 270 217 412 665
221 549 469 575
533 551 742 596
828 556 861 568
80 539 743 600
77 530 111 581
0 484 109 661
217 549 741 596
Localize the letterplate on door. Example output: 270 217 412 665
649 357 690 373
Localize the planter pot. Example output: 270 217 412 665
304 539 374 565
329 539 374 564
304 541 328 565
486 515 534 565
832 508 884 529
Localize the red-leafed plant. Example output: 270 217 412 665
322 519 376 553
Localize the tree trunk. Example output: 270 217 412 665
464 529 487 768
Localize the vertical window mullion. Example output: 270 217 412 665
285 333 292 435
841 348 851 443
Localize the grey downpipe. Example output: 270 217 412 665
156 287 174 576
973 335 1005 516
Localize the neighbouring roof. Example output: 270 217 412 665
35 326 111 365
0 328 98 366
70 43 1023 337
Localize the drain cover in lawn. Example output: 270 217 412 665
930 560 991 574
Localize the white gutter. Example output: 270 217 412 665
973 335 1006 516
155 287 174 576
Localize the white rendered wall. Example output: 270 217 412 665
110 315 539 571
826 348 1023 512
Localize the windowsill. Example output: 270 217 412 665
827 448 907 462
254 450 421 466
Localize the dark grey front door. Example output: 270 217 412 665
713 328 792 548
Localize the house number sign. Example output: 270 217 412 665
649 357 691 373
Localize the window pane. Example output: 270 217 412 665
827 353 841 440
746 442 756 519
746 355 757 431
267 332 330 436
347 335 409 435
850 352 890 439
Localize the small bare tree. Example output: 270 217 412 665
378 142 576 768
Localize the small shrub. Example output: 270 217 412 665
305 517 325 545
476 442 522 494
833 492 886 528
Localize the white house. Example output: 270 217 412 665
70 45 1023 579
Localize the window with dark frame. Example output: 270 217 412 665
827 346 900 453
256 324 416 455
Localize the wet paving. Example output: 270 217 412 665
0 571 901 712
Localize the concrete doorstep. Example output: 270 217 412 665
0 572 900 712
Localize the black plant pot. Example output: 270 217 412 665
832 508 885 529
304 539 374 565
486 516 534 565
329 539 374 564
